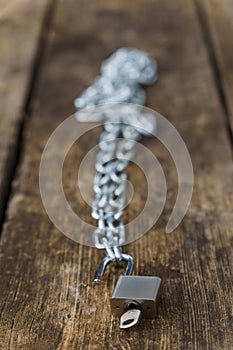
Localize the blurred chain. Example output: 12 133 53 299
74 48 157 264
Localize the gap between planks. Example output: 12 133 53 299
194 0 233 154
0 0 57 236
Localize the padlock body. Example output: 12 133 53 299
111 275 161 318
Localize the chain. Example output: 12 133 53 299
74 48 157 275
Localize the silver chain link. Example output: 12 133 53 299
75 48 157 267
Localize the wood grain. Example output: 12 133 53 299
0 0 53 221
0 0 232 349
195 0 233 135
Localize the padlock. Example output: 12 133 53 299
94 252 161 329
111 275 161 329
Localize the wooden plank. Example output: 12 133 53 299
0 0 233 349
0 0 54 221
195 0 233 136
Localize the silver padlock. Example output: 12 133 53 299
111 275 161 329
94 253 161 329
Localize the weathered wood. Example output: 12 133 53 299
0 0 233 349
195 0 233 135
0 0 53 220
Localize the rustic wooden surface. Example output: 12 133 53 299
195 0 233 134
0 0 232 349
0 0 53 222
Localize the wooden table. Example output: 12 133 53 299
0 0 232 349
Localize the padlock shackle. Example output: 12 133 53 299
94 253 134 283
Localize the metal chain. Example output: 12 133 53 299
74 48 157 277
92 122 140 250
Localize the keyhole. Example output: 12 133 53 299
122 318 134 326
